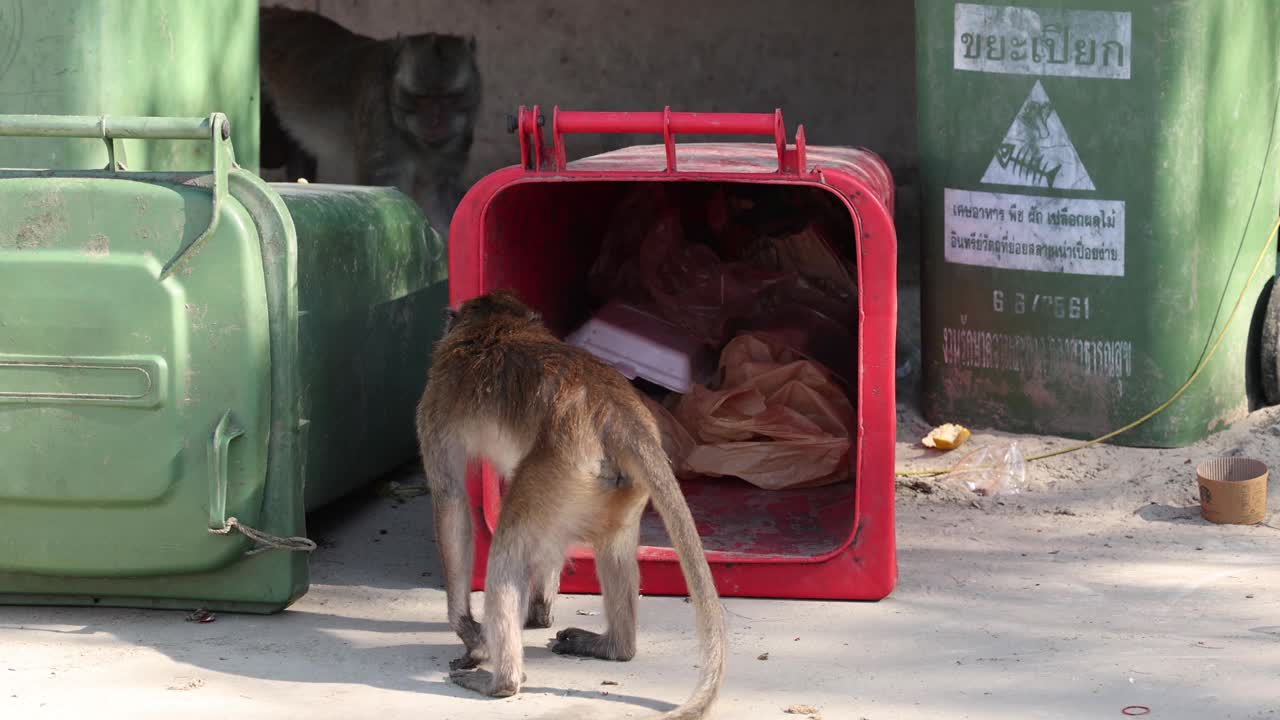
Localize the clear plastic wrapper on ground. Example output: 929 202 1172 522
942 442 1028 496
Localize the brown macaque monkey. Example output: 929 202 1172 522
259 93 317 182
416 291 727 719
258 6 480 235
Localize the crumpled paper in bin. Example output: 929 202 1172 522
668 333 857 490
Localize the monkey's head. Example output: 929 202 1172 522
391 32 481 147
443 290 542 336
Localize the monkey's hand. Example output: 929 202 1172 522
525 597 554 629
450 615 487 670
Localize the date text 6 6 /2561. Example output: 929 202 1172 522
993 290 1090 320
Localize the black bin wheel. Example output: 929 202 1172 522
1261 274 1280 406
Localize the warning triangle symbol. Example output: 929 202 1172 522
981 80 1095 191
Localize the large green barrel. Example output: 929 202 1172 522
0 114 445 612
282 182 448 510
0 0 259 172
916 0 1280 447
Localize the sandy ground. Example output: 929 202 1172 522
3 399 1279 720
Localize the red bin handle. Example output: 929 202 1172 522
512 105 805 174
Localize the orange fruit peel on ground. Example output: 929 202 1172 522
921 423 971 450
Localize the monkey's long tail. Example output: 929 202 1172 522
615 439 727 720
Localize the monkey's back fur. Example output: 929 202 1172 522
425 294 654 471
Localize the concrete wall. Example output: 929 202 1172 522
262 0 925 395
261 0 918 184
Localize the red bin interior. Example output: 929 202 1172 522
450 137 898 601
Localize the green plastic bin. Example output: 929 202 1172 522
917 0 1280 447
0 0 259 173
0 114 446 612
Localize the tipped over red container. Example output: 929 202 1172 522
448 106 898 600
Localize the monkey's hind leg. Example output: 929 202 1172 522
451 450 575 697
551 523 639 662
421 432 486 671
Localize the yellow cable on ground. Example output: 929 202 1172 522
896 216 1280 479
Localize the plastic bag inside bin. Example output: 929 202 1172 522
582 184 859 491
588 184 858 384
673 333 856 490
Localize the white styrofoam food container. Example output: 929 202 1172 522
566 302 714 393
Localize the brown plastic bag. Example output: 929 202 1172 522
672 334 856 490
639 236 783 347
589 186 795 348
588 185 674 304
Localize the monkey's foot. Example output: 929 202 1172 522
550 627 634 661
448 653 482 671
525 598 554 629
447 668 524 698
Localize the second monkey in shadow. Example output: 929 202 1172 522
259 7 481 236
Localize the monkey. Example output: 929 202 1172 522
258 91 318 182
415 290 727 719
258 6 480 235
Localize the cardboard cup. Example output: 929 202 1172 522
1196 457 1268 525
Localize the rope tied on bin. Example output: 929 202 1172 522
209 516 317 556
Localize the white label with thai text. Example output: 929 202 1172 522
944 188 1125 277
953 3 1132 80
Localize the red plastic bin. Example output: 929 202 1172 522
448 106 898 601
